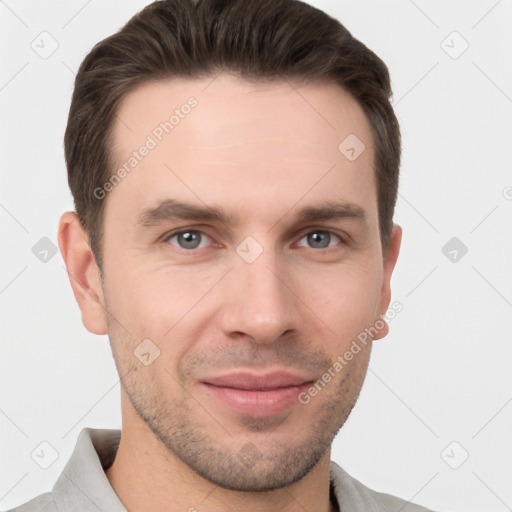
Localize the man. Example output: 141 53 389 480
7 0 439 510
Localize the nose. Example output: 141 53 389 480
219 244 299 345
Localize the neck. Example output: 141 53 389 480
105 410 335 512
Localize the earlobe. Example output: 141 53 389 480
57 211 108 335
373 224 402 341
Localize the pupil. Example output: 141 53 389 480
309 232 329 248
180 231 200 249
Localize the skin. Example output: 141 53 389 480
58 73 401 512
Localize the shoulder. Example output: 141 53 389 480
2 492 57 512
330 460 439 512
360 486 438 512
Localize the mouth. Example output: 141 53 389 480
199 369 314 417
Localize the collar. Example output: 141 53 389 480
51 427 384 512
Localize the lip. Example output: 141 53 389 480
201 369 313 390
199 370 314 417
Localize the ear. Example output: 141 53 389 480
373 224 402 340
57 211 108 335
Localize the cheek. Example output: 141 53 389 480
298 260 383 334
104 262 222 362
104 258 193 322
104 249 383 361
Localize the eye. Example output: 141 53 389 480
165 230 213 250
162 228 344 252
296 230 342 249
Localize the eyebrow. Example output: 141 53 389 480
136 198 367 228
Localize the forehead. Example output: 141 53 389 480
106 73 377 229
112 74 373 156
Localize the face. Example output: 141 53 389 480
70 73 400 492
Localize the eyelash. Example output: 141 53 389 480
161 227 347 252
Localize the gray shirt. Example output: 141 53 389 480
4 428 438 512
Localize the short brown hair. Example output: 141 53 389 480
64 0 401 273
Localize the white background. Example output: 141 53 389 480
1 1 511 511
